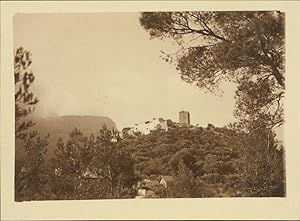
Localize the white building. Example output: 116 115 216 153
159 175 174 188
124 118 171 136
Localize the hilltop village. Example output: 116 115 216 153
120 111 195 198
40 110 230 199
17 106 285 200
121 111 195 138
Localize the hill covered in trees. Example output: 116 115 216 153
120 124 284 198
15 123 285 201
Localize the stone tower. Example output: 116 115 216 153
179 111 190 124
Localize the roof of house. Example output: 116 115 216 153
160 175 173 182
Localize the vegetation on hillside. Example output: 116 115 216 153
120 125 284 197
16 122 285 200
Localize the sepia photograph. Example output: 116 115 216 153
13 11 286 202
2 1 300 219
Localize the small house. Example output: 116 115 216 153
159 175 174 188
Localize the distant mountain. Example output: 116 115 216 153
15 115 117 161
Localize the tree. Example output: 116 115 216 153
14 47 51 201
15 132 51 201
233 122 285 197
139 11 285 131
168 147 199 173
140 12 284 87
15 47 39 140
53 129 94 178
51 129 109 200
51 126 138 199
94 126 137 198
140 12 285 197
167 161 208 198
234 76 283 135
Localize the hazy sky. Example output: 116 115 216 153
14 13 237 130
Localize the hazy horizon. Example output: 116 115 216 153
14 13 240 130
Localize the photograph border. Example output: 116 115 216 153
1 1 300 220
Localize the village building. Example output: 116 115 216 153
179 110 190 124
132 118 170 135
135 178 160 198
121 111 193 137
122 117 173 136
159 175 174 188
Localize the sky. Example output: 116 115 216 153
14 13 238 130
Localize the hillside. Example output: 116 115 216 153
122 125 241 179
15 115 117 161
120 125 284 197
15 121 285 200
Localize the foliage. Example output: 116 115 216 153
15 133 52 201
140 12 284 88
167 161 208 198
51 126 137 200
121 125 284 197
235 126 285 197
234 77 284 133
15 123 285 200
14 47 51 201
139 11 285 198
15 47 39 140
94 126 137 198
139 11 285 131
